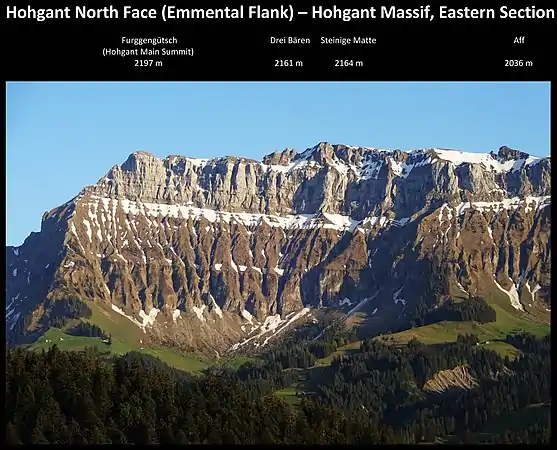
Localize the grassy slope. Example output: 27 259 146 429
272 289 551 404
274 339 365 406
308 286 550 366
274 369 311 407
378 290 550 351
274 385 302 406
274 340 364 406
25 285 549 377
307 290 544 366
215 355 259 370
30 328 108 352
314 340 361 366
27 301 209 375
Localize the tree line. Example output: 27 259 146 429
309 332 550 444
5 305 550 444
403 295 497 330
5 346 396 444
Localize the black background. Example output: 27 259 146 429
4 1 555 80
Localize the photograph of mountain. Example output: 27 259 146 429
5 82 551 444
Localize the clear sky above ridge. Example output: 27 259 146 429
6 81 550 246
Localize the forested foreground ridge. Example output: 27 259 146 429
5 331 551 444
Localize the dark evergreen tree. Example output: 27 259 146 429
4 330 550 444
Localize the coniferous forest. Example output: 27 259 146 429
5 329 551 444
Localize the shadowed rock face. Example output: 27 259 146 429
5 143 551 354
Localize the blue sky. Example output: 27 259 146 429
6 82 550 246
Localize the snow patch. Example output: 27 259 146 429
83 219 93 243
210 296 223 318
531 284 541 297
172 309 181 322
393 287 407 306
435 149 544 173
232 309 311 351
183 157 210 168
391 217 411 227
438 204 454 224
319 212 360 232
359 216 389 229
262 308 310 346
347 293 378 316
456 281 468 294
6 297 16 312
493 278 524 311
111 304 160 331
389 155 431 179
230 259 238 273
139 308 160 327
111 304 144 331
487 225 493 241
241 309 254 324
261 314 284 333
114 253 127 263
8 313 21 330
193 305 206 322
456 196 550 216
70 223 86 253
86 195 413 235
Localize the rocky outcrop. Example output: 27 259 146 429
423 365 478 394
5 143 551 354
423 363 515 395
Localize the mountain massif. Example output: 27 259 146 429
6 143 551 355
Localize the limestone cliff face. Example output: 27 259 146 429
5 143 551 353
87 144 550 217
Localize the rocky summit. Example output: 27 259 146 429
5 143 551 355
